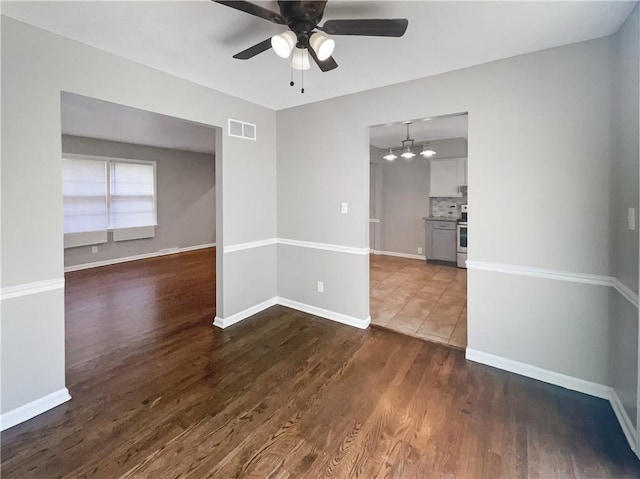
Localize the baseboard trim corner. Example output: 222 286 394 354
213 297 278 329
609 389 639 456
465 348 639 456
277 297 370 329
0 388 71 431
213 296 370 331
465 349 610 399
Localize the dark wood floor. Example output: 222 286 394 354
1 248 638 478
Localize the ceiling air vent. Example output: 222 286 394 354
228 119 256 141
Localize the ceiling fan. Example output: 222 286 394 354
214 1 408 75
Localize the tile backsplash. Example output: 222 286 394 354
430 196 467 218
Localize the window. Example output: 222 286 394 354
63 157 108 234
62 155 157 248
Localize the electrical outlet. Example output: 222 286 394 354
628 208 636 231
418 247 423 255
91 246 98 254
341 202 348 214
317 281 324 293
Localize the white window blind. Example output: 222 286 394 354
63 158 108 234
110 161 156 229
62 156 156 248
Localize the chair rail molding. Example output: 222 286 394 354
223 238 369 256
466 261 638 308
1 278 65 301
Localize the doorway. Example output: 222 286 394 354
60 92 220 374
368 113 468 348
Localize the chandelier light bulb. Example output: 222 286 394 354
420 143 436 157
383 149 397 161
401 146 415 159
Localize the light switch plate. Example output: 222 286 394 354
341 202 348 214
628 208 636 230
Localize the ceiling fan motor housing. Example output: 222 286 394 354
277 1 324 48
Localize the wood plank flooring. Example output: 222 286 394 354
1 248 638 478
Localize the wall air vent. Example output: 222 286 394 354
228 119 257 141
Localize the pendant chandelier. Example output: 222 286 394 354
383 122 436 161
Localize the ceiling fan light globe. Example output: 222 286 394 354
310 33 335 61
292 48 311 70
271 31 296 58
401 151 416 159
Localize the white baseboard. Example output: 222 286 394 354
466 348 639 457
64 243 216 272
610 389 639 455
213 297 278 328
159 247 181 256
213 296 370 331
276 297 371 330
0 388 71 431
465 349 611 399
371 250 426 261
180 243 216 253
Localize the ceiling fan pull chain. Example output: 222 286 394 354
290 59 294 87
301 64 304 94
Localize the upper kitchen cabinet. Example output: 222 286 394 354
429 158 467 197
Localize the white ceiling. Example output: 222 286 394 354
370 114 468 149
61 92 216 154
3 1 636 111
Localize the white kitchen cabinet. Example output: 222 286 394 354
429 158 467 197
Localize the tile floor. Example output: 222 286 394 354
370 255 467 348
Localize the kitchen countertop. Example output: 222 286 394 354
423 216 460 222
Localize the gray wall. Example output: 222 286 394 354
1 17 277 414
278 36 615 386
608 4 639 436
370 137 467 256
380 152 428 256
62 135 216 268
369 146 383 251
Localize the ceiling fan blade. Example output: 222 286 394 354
214 1 286 25
319 19 408 37
233 38 273 60
308 45 338 72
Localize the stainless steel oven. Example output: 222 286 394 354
457 205 468 268
457 223 467 254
